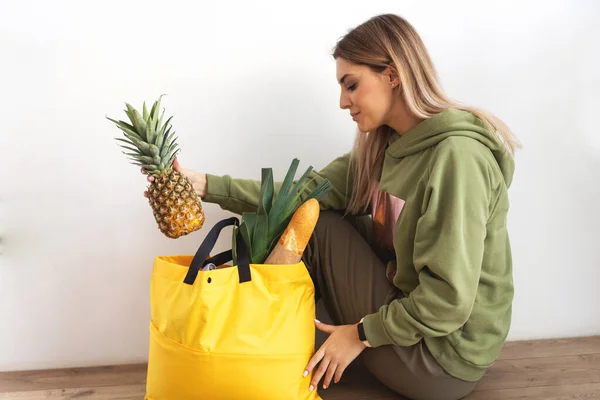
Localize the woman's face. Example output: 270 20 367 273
336 57 398 133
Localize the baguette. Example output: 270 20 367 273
264 198 320 264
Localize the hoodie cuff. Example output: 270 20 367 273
203 174 231 209
362 312 394 348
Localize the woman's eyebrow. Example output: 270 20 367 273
338 73 354 85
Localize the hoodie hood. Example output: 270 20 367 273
386 108 515 187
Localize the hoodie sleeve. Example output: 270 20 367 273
203 153 353 216
363 138 496 347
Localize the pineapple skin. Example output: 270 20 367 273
147 170 205 239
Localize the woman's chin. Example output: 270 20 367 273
357 122 375 134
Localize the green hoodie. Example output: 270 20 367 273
204 108 514 382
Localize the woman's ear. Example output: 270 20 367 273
383 65 400 87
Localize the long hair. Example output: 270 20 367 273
333 14 520 214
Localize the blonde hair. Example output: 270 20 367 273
332 14 520 214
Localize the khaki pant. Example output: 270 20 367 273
301 211 479 400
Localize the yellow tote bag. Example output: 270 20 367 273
145 217 322 400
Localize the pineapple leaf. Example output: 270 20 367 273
166 148 180 167
161 130 177 157
159 115 172 135
143 102 149 120
146 115 156 145
149 100 158 121
153 113 160 134
115 137 139 148
125 103 147 141
123 109 135 125
123 133 151 153
148 144 160 157
158 107 166 125
156 124 170 151
153 107 161 131
107 117 144 141
155 110 167 145
167 139 179 155
106 117 135 132
166 133 178 148
117 127 144 143
165 148 179 164
164 142 179 161
127 154 155 164
118 144 140 154
165 133 178 149
150 95 164 121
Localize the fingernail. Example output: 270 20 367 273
323 384 327 389
309 385 314 392
314 319 320 323
303 370 308 377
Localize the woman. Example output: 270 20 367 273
145 13 518 400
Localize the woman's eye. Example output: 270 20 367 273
347 83 357 92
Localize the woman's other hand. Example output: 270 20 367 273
303 320 367 392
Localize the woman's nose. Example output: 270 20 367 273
339 93 351 109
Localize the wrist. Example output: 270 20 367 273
194 173 208 199
199 173 208 199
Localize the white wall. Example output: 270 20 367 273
1 0 598 372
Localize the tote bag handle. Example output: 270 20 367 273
183 217 251 285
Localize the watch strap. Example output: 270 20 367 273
357 321 367 341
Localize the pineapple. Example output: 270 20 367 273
234 159 332 265
107 95 205 239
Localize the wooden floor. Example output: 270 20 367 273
0 336 599 399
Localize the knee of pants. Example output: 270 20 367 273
313 210 351 234
301 211 345 286
312 210 373 248
316 210 346 224
304 210 339 243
